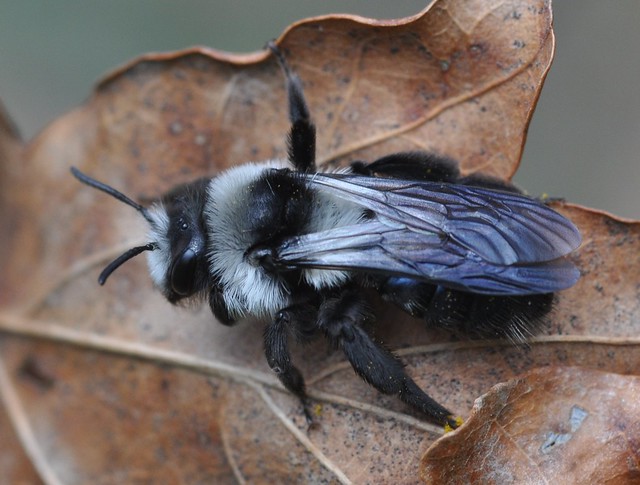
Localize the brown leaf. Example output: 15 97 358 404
421 367 640 484
1 0 638 483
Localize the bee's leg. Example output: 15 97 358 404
457 172 523 193
264 303 319 424
268 41 316 172
318 288 457 428
208 282 237 326
350 151 460 182
350 151 523 194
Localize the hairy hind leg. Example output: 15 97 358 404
317 288 457 427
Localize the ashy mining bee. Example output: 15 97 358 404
72 43 580 427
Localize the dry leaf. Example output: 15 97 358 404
421 367 640 484
1 0 638 483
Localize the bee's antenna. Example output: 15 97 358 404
98 243 158 285
71 167 162 284
70 167 156 227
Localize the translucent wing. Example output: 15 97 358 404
306 173 581 265
275 173 581 295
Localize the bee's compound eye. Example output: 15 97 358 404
170 248 197 296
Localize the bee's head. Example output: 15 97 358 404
71 167 210 303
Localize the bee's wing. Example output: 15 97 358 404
303 173 581 265
276 220 579 295
273 174 581 295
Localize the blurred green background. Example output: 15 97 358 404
1 1 638 218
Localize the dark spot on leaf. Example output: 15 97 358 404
506 10 522 20
417 44 433 60
19 356 55 389
161 378 170 391
540 431 572 453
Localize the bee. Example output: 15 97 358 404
71 43 581 427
